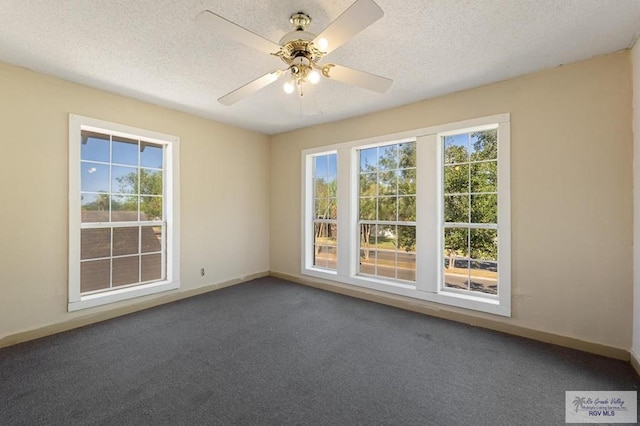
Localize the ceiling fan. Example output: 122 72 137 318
195 0 393 106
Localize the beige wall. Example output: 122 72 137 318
270 51 633 350
1 50 634 354
0 62 270 342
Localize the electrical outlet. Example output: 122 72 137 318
200 268 205 277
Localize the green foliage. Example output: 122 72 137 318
359 142 417 253
82 193 109 211
314 178 337 219
114 169 163 220
81 169 164 221
443 129 498 263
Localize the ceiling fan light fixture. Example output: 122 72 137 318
283 81 295 94
308 70 320 84
316 37 329 52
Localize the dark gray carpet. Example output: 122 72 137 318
1 277 638 425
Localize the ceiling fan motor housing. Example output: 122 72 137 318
276 12 325 67
289 12 311 31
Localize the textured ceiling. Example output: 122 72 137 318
0 0 639 135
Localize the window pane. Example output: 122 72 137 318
81 259 110 293
378 197 397 221
398 168 416 195
112 166 138 194
140 142 163 169
141 253 162 282
378 145 398 171
313 246 328 269
81 228 111 260
444 227 469 259
377 260 396 279
397 225 416 253
113 226 139 256
470 194 498 223
359 223 376 273
81 193 109 222
315 177 328 199
398 142 416 168
327 198 337 220
379 171 397 196
397 225 416 282
326 224 337 246
139 169 163 195
444 195 469 223
81 162 109 193
360 148 377 172
112 195 138 222
81 131 110 162
359 198 376 220
327 177 337 197
470 161 497 193
443 164 469 195
359 173 377 196
398 196 416 222
314 155 328 178
374 227 396 279
470 261 498 295
142 226 163 253
444 258 469 291
398 255 415 281
313 222 336 270
470 129 497 161
444 134 469 164
112 136 138 166
315 198 329 219
359 256 376 275
314 222 328 241
324 245 337 269
113 256 139 287
327 154 337 176
140 196 162 221
470 228 498 261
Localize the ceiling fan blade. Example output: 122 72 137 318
322 64 392 93
196 10 280 55
313 0 383 55
218 69 285 106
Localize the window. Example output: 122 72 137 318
441 128 498 296
312 153 338 270
304 152 338 272
358 142 416 282
69 115 180 311
302 114 510 316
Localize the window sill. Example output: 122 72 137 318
68 280 179 312
303 269 510 317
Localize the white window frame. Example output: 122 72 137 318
356 139 417 283
68 114 180 312
301 113 510 316
308 152 339 271
303 150 339 275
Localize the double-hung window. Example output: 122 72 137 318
358 141 416 282
69 115 180 311
312 153 338 270
441 127 499 296
304 152 338 272
302 114 510 316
